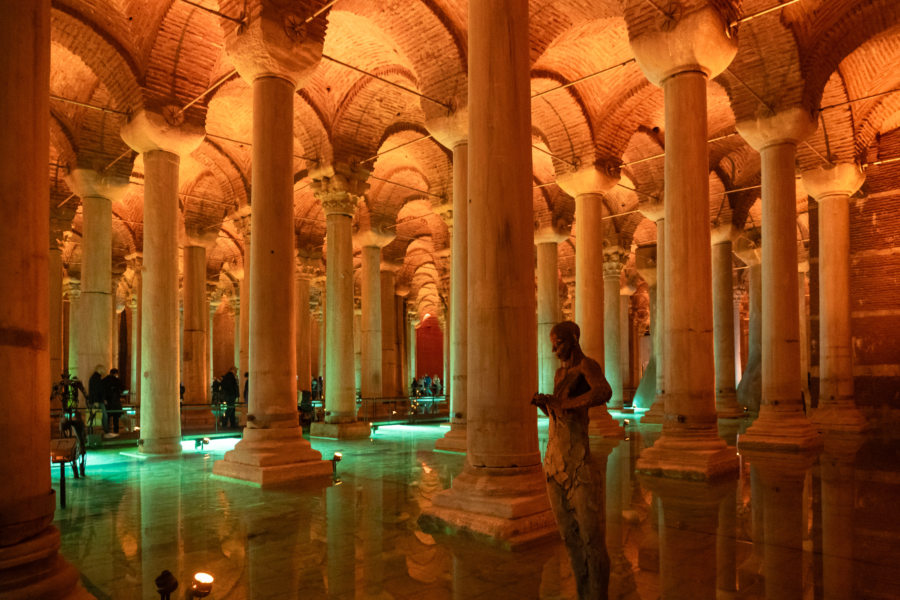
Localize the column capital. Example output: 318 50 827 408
603 245 629 278
634 245 657 286
800 163 865 201
733 235 761 267
63 278 81 300
296 249 323 280
353 296 362 316
638 197 665 222
229 296 240 313
736 107 816 152
395 282 410 298
219 0 328 88
627 4 737 86
380 260 402 274
354 225 395 248
121 108 205 156
311 163 368 216
534 223 569 245
65 168 129 202
710 223 736 246
424 108 468 150
798 259 810 274
556 163 620 197
184 226 219 249
434 202 453 230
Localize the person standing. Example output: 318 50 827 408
102 368 124 436
221 367 240 428
532 321 612 599
88 365 106 433
423 373 432 397
243 372 249 405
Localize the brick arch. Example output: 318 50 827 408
294 91 333 166
594 80 662 160
180 170 234 235
371 124 452 197
194 139 250 209
51 5 143 113
797 0 900 114
143 0 222 119
531 73 594 169
294 188 326 252
50 112 79 170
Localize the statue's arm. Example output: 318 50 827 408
558 358 611 410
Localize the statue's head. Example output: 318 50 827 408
550 320 580 361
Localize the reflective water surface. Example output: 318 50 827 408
53 421 900 599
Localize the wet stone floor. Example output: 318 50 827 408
52 421 900 599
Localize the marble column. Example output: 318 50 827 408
182 232 216 428
65 279 81 379
126 253 142 405
396 289 410 396
67 169 127 393
0 2 90 595
357 229 394 400
295 254 318 397
407 309 418 386
535 228 566 394
557 166 623 436
797 264 811 412
737 108 821 451
603 246 628 410
711 225 744 419
381 263 401 397
426 114 469 451
735 238 762 415
208 292 220 387
121 108 204 455
629 4 739 481
49 225 66 385
620 283 635 401
230 295 241 371
419 1 556 546
353 297 362 396
733 285 744 385
637 202 667 424
633 254 658 410
310 165 371 440
802 163 867 431
213 5 332 482
234 210 251 391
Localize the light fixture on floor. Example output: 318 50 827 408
331 451 342 476
191 572 214 598
193 437 211 450
154 570 178 599
370 422 378 433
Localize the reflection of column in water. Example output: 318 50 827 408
141 463 183 595
637 424 661 571
606 438 639 599
820 434 863 600
639 475 733 600
327 482 356 598
359 461 386 598
717 421 741 594
739 465 765 589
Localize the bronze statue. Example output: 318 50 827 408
533 320 612 600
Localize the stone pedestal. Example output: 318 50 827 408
630 5 739 479
802 164 868 432
420 1 555 546
0 3 92 596
737 109 821 451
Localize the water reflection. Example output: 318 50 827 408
51 423 899 599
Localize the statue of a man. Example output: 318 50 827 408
532 320 612 599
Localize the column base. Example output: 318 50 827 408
138 435 182 455
418 463 557 550
309 420 371 440
738 408 822 453
0 526 94 600
181 408 216 431
637 430 739 481
434 422 467 452
715 390 745 419
212 426 332 486
810 404 868 433
640 397 666 424
588 405 626 438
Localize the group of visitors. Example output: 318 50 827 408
411 374 442 397
211 366 243 428
310 375 324 401
53 366 126 437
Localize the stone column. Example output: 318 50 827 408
427 113 469 451
0 2 90 595
733 285 744 385
65 279 81 379
396 288 410 396
711 225 744 419
637 202 667 424
736 109 821 452
407 309 418 385
819 433 863 600
126 253 142 405
67 169 127 393
49 222 66 385
182 230 217 428
620 283 634 400
121 109 204 455
310 165 371 439
633 254 658 410
534 227 566 394
234 211 252 390
629 3 739 479
295 254 318 397
735 237 762 415
797 263 811 412
356 228 394 400
420 1 556 546
603 246 628 410
381 262 401 397
557 166 623 436
213 3 332 483
353 297 362 396
208 292 220 387
802 163 867 431
230 295 241 371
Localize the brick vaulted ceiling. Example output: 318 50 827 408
48 0 900 319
